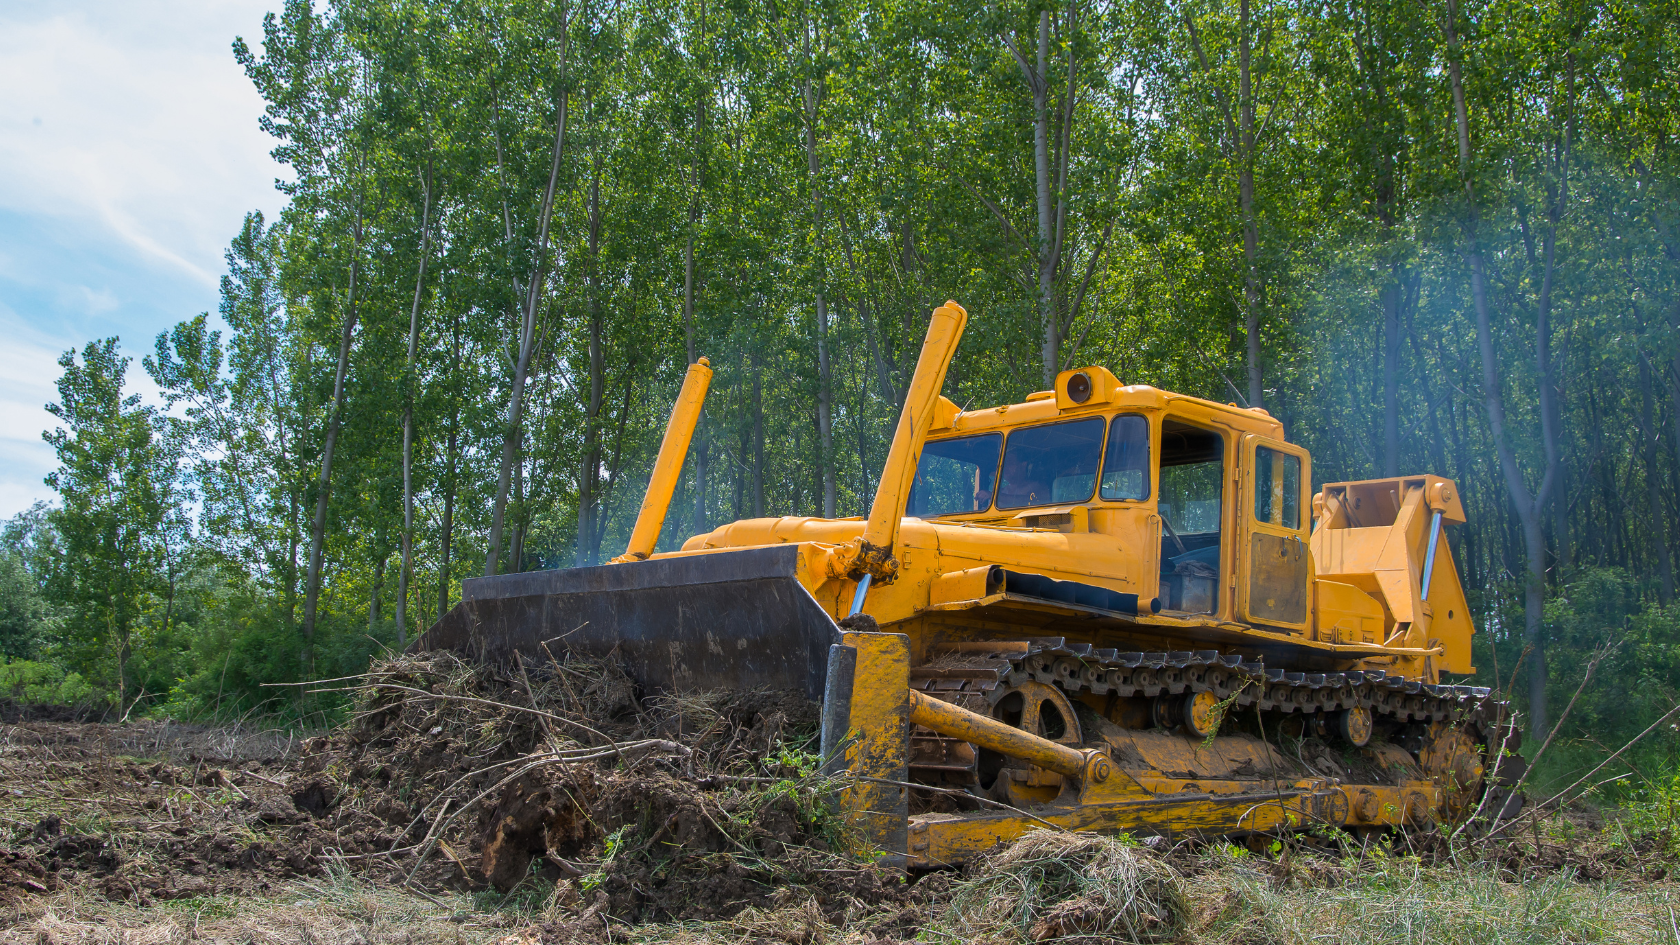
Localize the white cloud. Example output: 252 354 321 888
0 0 288 518
0 321 69 515
0 1 287 286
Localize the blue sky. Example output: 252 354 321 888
0 0 287 518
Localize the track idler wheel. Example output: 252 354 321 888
1182 690 1224 739
987 680 1083 805
1151 689 1226 738
1332 706 1373 747
1419 723 1486 822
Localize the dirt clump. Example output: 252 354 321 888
279 650 862 919
0 849 57 906
0 718 316 908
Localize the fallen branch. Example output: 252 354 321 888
351 681 618 747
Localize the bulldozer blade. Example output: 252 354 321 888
412 545 843 700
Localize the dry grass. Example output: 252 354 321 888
940 832 1187 944
477 831 1680 945
3 826 1676 945
1 873 505 945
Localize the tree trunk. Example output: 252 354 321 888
684 123 713 535
1446 0 1554 734
1537 54 1572 575
438 314 461 619
1671 306 1680 516
693 425 711 533
751 354 765 517
685 90 703 367
838 226 900 407
510 434 525 572
799 59 836 520
1639 350 1674 604
301 205 362 677
1033 9 1057 388
1382 271 1401 477
579 155 605 567
487 90 568 576
440 454 453 615
814 293 834 517
369 552 385 627
857 293 898 406
397 166 431 646
438 414 457 618
1239 0 1262 408
269 353 300 633
285 488 299 630
592 368 637 560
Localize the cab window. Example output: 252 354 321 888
907 433 1002 517
1158 420 1224 558
996 417 1105 510
1100 414 1150 501
1158 419 1224 612
1254 446 1301 528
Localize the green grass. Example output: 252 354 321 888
1187 858 1677 945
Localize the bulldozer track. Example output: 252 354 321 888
909 637 1514 789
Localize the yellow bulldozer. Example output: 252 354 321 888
419 301 1515 867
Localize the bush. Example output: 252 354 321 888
0 659 103 706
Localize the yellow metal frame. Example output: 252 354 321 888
906 779 1441 868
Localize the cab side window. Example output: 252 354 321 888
1254 446 1301 529
908 433 1003 517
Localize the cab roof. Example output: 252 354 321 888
929 366 1287 441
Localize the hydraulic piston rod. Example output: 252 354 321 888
907 689 1110 783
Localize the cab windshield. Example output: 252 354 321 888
996 417 1105 510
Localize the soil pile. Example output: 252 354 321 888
293 652 918 924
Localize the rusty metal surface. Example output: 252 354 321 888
411 545 842 700
843 631 911 863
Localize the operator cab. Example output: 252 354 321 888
907 368 1312 632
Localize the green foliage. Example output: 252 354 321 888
0 659 100 707
0 553 55 661
41 340 184 709
1611 769 1680 857
1513 568 1680 795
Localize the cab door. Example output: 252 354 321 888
1238 435 1312 630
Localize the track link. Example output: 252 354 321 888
908 637 1515 790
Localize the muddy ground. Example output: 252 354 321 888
0 655 1675 944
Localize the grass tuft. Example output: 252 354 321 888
945 831 1188 944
